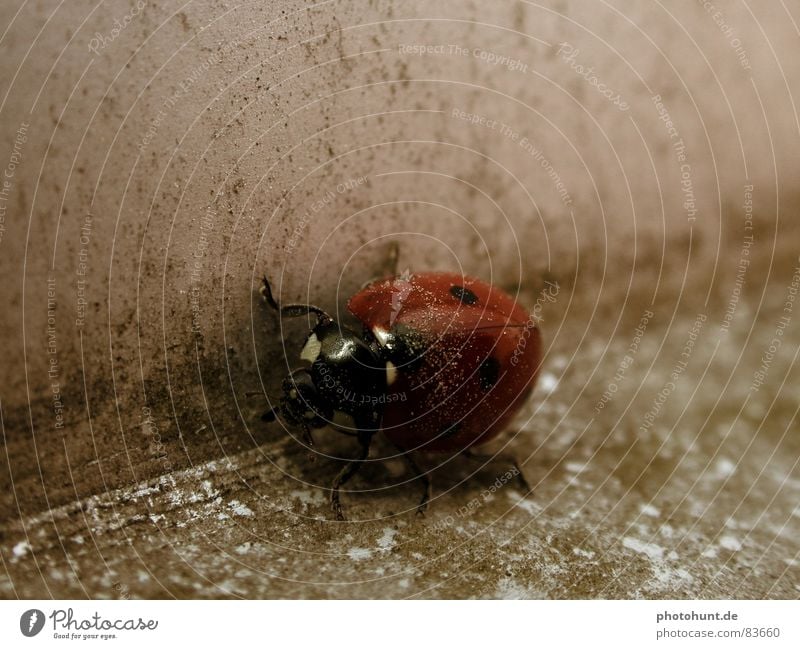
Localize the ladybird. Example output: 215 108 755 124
260 247 542 520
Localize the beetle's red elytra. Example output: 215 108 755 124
260 249 542 520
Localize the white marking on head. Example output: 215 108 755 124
300 333 321 363
373 326 390 346
386 360 397 386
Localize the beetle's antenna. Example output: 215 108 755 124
244 391 279 422
244 390 280 423
261 275 331 323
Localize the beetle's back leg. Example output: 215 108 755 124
392 442 431 516
361 241 400 289
330 431 373 521
462 446 531 493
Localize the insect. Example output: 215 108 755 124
260 246 542 520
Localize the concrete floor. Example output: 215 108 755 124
1 0 799 598
3 282 799 598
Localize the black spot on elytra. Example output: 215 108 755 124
450 285 478 305
479 356 501 390
440 421 462 439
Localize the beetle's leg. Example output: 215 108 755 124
330 430 373 521
360 241 401 290
296 421 315 453
286 367 318 453
250 370 317 457
462 447 531 493
393 443 431 516
261 275 332 324
244 391 280 425
382 240 400 278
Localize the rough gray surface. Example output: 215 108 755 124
1 1 799 598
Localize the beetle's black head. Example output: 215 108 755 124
263 318 387 443
277 369 329 430
299 320 386 431
259 276 386 441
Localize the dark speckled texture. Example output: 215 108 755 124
1 0 799 598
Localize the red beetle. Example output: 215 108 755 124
260 248 542 520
